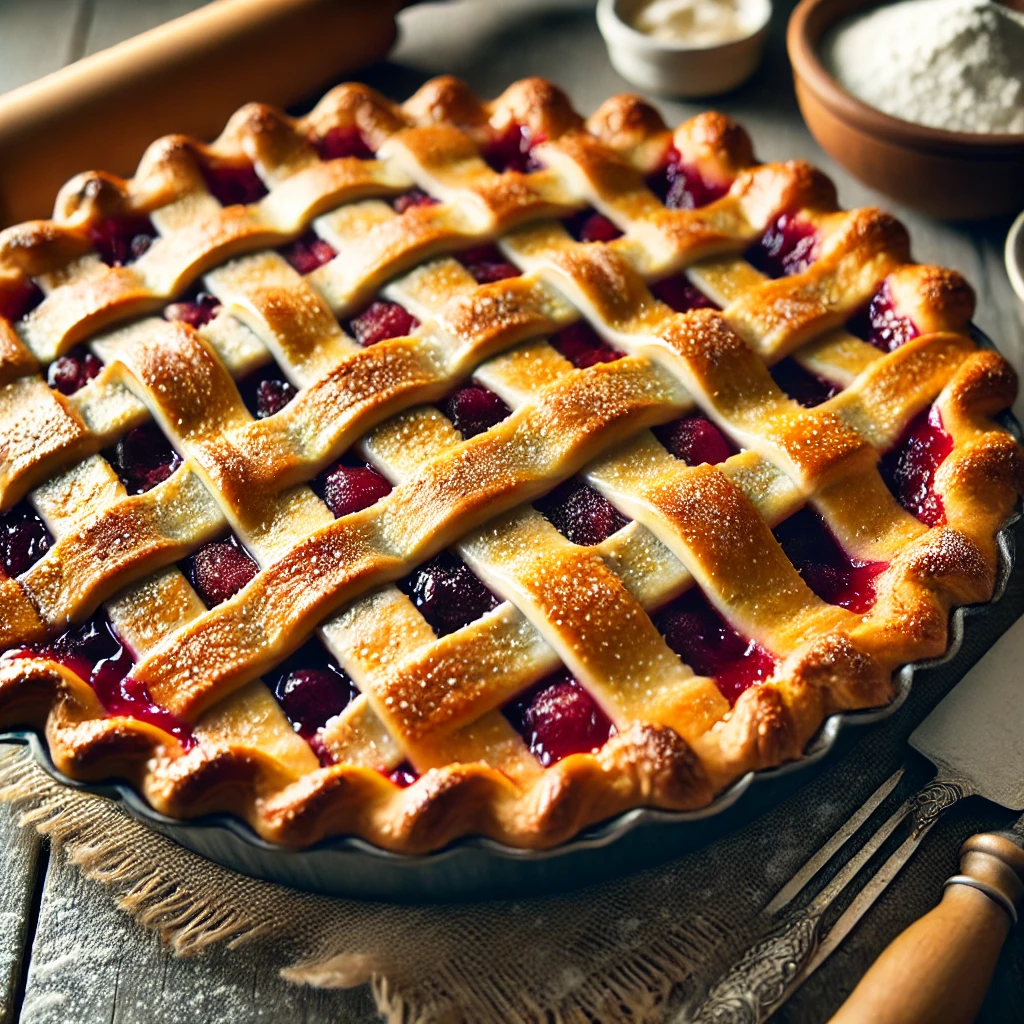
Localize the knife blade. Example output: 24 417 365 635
689 614 1024 1024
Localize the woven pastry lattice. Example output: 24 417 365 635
0 77 1020 852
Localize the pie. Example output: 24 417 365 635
0 76 1020 854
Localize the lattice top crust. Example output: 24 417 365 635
0 76 1019 853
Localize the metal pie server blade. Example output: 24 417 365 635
691 617 1024 1024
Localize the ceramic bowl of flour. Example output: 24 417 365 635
788 0 1024 219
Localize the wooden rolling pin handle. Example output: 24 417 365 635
829 832 1024 1024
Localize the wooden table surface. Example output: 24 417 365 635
1 2 1022 1022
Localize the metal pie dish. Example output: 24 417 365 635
3 330 1020 903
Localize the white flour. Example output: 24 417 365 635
821 0 1024 134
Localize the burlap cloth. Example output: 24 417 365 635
2 532 1023 1024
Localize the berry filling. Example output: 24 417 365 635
270 639 359 747
457 244 520 284
484 123 545 174
314 125 376 161
393 188 439 214
563 209 623 243
164 290 222 329
0 502 52 578
200 161 268 206
2 614 192 745
237 365 298 420
399 552 499 637
848 281 919 353
771 358 841 408
0 280 43 322
647 147 729 210
650 275 719 313
656 414 735 466
536 478 629 546
47 346 103 395
387 762 420 787
504 671 613 767
880 406 953 527
186 535 259 608
657 589 775 704
346 299 419 347
774 506 887 613
443 383 510 438
88 216 157 267
316 459 392 518
107 423 183 495
552 321 621 369
748 213 820 278
282 232 337 275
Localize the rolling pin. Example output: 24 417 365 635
0 0 410 226
829 831 1024 1024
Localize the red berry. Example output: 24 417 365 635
650 275 717 313
274 667 356 737
347 300 419 347
88 216 157 267
189 539 259 607
254 378 297 419
552 321 620 369
484 123 544 173
851 282 919 353
444 385 510 438
660 415 734 466
387 762 420 787
403 553 498 636
539 480 628 546
647 149 728 210
510 673 611 766
575 212 622 243
1 502 51 577
770 359 840 408
393 189 439 214
458 245 520 283
111 423 182 494
164 291 221 328
47 346 103 395
321 463 391 518
749 213 820 278
315 125 375 161
0 280 43 321
880 407 953 527
282 233 336 274
201 162 267 206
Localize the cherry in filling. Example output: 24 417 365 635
269 638 359 757
164 290 222 329
646 147 729 210
747 213 819 278
47 346 103 395
551 321 621 369
393 188 439 214
387 762 420 787
484 123 545 174
316 457 392 518
650 275 718 313
457 244 520 284
2 614 192 745
444 383 510 439
346 299 419 347
0 280 43 322
186 535 259 608
562 209 623 243
0 502 52 577
237 364 298 420
200 161 268 206
536 478 629 546
771 358 841 408
89 215 157 267
880 405 953 527
107 423 183 495
504 671 613 767
657 589 775 704
314 125 376 161
281 231 337 275
848 281 919 353
656 414 735 466
774 506 887 614
400 552 499 637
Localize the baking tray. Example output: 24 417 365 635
2 336 1021 904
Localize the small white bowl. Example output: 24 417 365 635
1007 210 1024 307
596 0 772 98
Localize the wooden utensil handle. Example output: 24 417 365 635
0 0 410 226
829 832 1024 1024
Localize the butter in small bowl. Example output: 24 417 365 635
597 0 772 97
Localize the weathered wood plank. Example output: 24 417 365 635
0 756 45 1024
18 849 380 1024
0 0 86 95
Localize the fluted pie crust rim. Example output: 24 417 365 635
0 76 1021 854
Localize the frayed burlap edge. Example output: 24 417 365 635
0 745 737 1024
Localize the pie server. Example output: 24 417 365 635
692 615 1024 1024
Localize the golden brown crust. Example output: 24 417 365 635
0 76 1020 853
